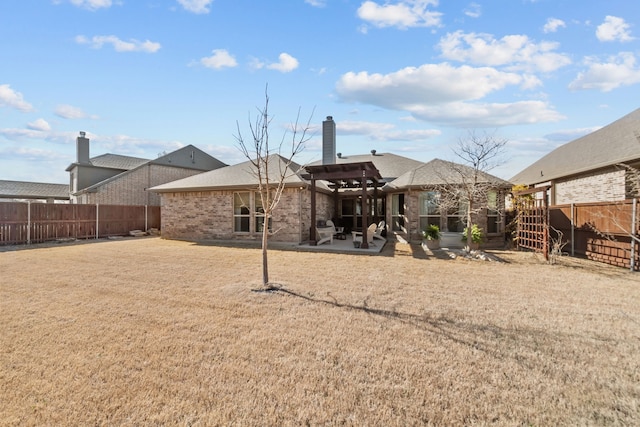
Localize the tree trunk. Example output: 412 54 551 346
467 200 474 248
261 222 269 287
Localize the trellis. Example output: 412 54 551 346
515 186 550 261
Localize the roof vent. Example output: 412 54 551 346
371 149 377 155
337 153 342 158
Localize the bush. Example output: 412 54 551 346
422 224 441 240
462 224 483 244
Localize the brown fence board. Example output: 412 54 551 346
0 202 160 246
519 199 639 271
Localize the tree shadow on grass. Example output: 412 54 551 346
272 286 598 371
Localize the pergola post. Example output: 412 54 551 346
310 177 317 245
361 169 369 249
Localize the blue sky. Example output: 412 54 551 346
1 0 639 183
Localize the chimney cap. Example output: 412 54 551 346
79 131 86 137
326 116 333 120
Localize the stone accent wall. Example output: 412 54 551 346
84 165 206 206
160 187 334 244
554 168 626 205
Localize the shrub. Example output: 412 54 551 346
462 224 483 244
422 224 441 240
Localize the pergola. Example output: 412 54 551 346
303 162 383 249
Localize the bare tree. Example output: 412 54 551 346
436 130 508 248
235 87 314 289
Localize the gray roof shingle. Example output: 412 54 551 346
0 180 69 200
510 108 640 185
150 154 312 192
385 159 512 190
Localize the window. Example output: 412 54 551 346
446 196 467 232
391 193 405 232
487 190 499 234
233 192 250 232
419 191 440 232
254 192 272 233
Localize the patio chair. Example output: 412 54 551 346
351 223 378 244
326 219 345 239
373 221 386 241
316 226 334 245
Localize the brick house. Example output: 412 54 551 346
510 108 640 204
66 132 226 205
151 117 511 247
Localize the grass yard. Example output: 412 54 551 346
1 237 639 426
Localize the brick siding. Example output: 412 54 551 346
83 165 205 206
555 168 626 205
160 187 333 243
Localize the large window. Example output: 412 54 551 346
419 191 440 232
487 190 499 234
233 192 251 232
254 192 272 233
447 196 467 232
391 194 405 232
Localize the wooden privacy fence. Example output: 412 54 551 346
516 191 639 271
0 202 161 246
550 199 639 271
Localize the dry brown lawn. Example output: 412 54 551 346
1 237 639 426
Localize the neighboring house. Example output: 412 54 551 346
0 180 70 203
151 117 511 247
66 132 226 205
510 108 640 205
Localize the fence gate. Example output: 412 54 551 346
515 186 550 260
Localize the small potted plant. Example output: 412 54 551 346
462 224 483 250
422 224 441 250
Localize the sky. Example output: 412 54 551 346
1 0 639 184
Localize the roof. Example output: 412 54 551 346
511 108 640 185
66 153 150 172
385 158 512 190
0 180 69 200
309 152 423 183
150 154 314 192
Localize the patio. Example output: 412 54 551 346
295 233 387 254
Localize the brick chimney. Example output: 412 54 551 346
76 131 90 164
322 116 336 165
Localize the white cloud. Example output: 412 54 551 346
438 31 571 73
407 100 565 127
543 18 566 33
64 0 112 11
200 49 238 69
266 53 299 73
357 0 442 30
596 16 634 42
569 52 640 92
177 0 213 14
337 63 525 107
55 104 93 119
75 35 161 53
335 120 441 143
305 0 326 7
464 2 481 18
543 127 601 142
335 63 564 126
27 119 51 132
0 84 34 112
